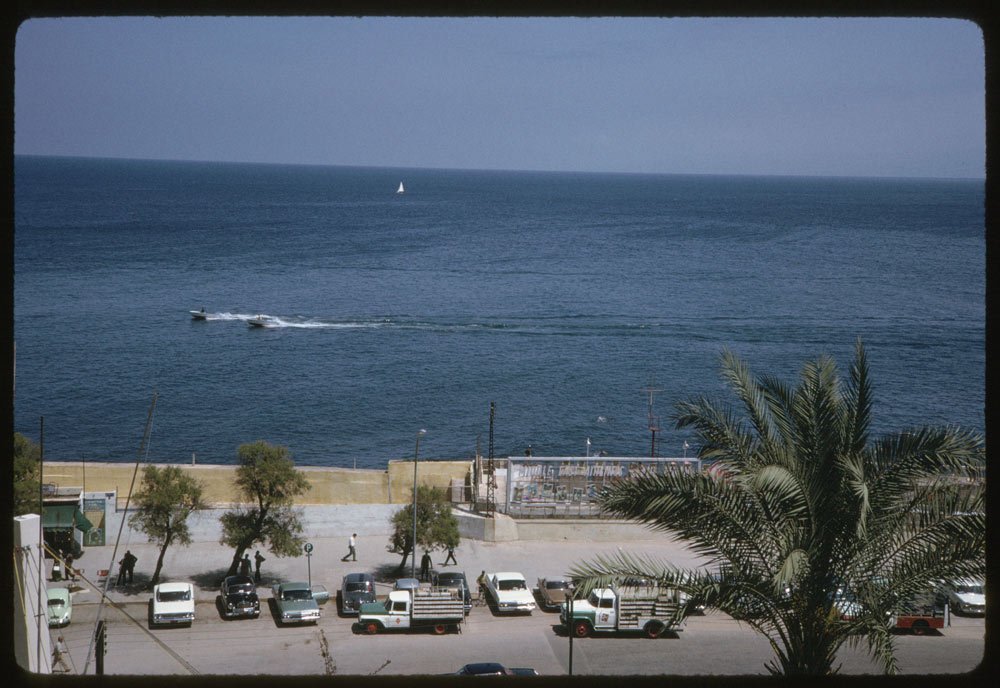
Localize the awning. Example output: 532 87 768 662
41 505 94 532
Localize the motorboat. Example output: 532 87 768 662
190 309 208 320
248 315 270 328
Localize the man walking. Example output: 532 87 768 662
254 550 265 583
444 546 457 566
52 636 71 673
341 533 357 562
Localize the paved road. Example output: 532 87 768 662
57 589 985 676
46 524 986 676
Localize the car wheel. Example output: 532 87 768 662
911 620 929 636
365 622 379 635
952 600 962 615
573 620 591 638
645 621 665 639
433 623 448 635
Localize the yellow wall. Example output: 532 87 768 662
42 460 471 507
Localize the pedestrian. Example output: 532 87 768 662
65 554 76 582
420 551 432 580
116 551 132 586
239 553 252 578
123 550 137 584
341 533 357 562
444 546 457 566
477 570 488 605
52 635 70 673
254 550 265 583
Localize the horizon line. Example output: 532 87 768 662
14 152 986 184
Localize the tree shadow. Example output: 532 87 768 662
371 562 410 585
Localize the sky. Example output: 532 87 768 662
13 16 985 178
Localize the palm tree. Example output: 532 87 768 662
569 341 984 675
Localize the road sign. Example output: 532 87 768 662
304 542 313 554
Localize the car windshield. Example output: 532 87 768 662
546 580 570 590
283 589 312 601
47 598 64 607
229 583 253 594
956 583 984 594
346 582 371 593
158 590 191 602
498 579 525 591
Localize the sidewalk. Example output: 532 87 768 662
59 507 707 604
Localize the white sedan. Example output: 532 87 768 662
150 582 196 626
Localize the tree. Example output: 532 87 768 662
569 341 984 675
220 440 311 576
130 465 206 585
13 433 41 516
387 485 460 573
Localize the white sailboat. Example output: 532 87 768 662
396 182 405 194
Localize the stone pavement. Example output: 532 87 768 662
57 506 708 604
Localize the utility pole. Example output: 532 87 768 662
485 402 496 517
95 619 106 675
643 383 662 458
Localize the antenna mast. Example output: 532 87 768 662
485 401 496 517
643 383 662 458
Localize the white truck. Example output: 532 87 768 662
483 571 536 614
356 587 465 635
561 584 683 638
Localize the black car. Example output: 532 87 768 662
453 663 537 676
434 571 472 615
338 572 376 616
219 575 260 619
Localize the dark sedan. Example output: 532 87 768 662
453 663 538 676
338 572 376 616
219 575 260 619
434 571 472 615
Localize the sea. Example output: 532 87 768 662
12 155 986 468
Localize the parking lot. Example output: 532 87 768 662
56 591 985 676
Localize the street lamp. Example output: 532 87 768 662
411 429 426 579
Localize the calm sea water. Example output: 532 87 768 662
13 156 985 467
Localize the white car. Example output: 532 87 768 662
485 572 536 613
945 578 985 616
150 582 196 626
47 587 72 627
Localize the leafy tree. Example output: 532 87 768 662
569 341 984 676
130 465 206 585
220 440 311 576
387 485 460 572
13 433 41 516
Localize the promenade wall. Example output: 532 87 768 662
41 459 472 507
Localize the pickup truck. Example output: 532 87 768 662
561 584 683 638
483 571 536 614
357 587 465 634
891 593 946 635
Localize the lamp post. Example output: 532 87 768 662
411 429 426 579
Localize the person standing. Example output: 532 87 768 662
239 553 252 578
420 551 432 581
444 547 457 566
254 550 265 583
123 550 137 584
341 533 357 562
117 551 134 586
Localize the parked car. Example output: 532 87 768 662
271 581 321 625
943 578 985 616
393 577 421 593
150 582 195 627
453 663 538 676
434 571 472 615
536 576 574 610
219 575 260 619
46 587 72 627
338 572 376 616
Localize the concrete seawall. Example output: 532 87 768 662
42 459 471 506
43 460 660 543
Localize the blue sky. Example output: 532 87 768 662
14 16 985 178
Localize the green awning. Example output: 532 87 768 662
41 505 94 532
